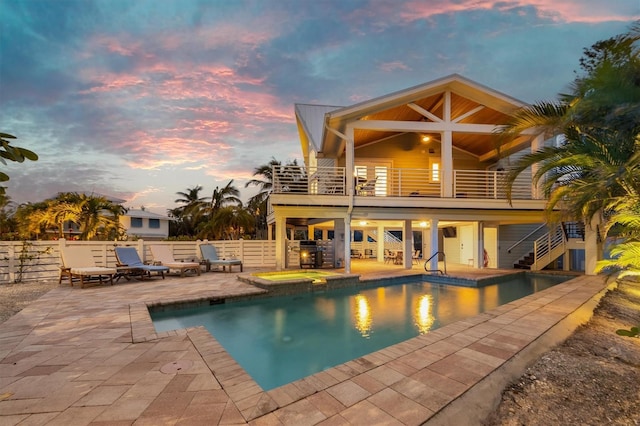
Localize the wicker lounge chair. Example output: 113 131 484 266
149 245 201 277
199 244 243 272
59 246 117 288
114 246 169 280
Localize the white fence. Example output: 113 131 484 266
0 239 277 284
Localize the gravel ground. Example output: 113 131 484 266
0 280 59 324
2 279 639 424
484 279 640 425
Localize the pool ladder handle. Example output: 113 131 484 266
423 251 446 275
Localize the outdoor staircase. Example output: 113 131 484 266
513 223 583 271
514 252 535 270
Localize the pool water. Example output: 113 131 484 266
151 273 569 391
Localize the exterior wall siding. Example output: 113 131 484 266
498 224 548 269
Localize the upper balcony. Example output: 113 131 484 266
271 165 537 203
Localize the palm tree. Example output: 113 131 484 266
171 185 209 237
244 157 282 206
498 25 640 226
210 180 242 211
72 193 125 240
204 206 255 240
245 157 302 238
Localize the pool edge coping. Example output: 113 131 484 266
129 274 609 423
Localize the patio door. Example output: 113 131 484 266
355 160 390 196
460 225 474 265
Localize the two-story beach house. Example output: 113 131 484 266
267 74 602 274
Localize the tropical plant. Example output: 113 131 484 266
205 206 255 240
170 185 209 237
11 241 53 283
498 24 640 227
245 157 302 238
0 132 38 194
13 193 125 240
209 180 242 211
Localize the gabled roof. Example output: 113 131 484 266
54 191 127 204
295 104 343 161
124 209 171 220
302 74 531 160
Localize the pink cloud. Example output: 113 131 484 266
397 1 639 24
378 61 412 72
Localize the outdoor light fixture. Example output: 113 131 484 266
360 221 367 226
421 135 431 143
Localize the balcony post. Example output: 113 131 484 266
345 124 355 196
531 134 545 199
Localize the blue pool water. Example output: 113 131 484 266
151 273 570 390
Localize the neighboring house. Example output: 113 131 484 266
267 74 602 274
121 209 171 240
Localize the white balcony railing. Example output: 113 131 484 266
453 169 533 200
272 166 536 200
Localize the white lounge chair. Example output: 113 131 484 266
199 244 243 272
149 245 201 277
60 246 117 288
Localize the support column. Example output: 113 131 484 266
429 218 439 271
442 91 453 198
403 220 413 269
344 217 352 273
377 223 385 262
308 225 315 240
584 215 602 275
334 219 345 268
531 134 545 199
267 223 273 241
474 221 484 268
275 215 287 270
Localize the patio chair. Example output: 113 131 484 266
199 244 243 272
412 249 421 264
59 246 117 288
149 245 201 277
114 246 169 280
357 177 377 196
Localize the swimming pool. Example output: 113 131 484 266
151 273 570 391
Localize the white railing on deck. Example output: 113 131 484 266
454 169 532 199
0 239 277 284
273 165 346 195
272 166 536 200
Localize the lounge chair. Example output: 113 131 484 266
199 244 243 272
114 246 169 280
149 245 201 277
59 246 117 288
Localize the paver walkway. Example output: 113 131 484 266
0 266 608 425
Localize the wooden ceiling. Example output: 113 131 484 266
353 92 517 158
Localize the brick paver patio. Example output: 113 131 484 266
0 264 609 425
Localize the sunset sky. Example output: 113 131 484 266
1 1 638 215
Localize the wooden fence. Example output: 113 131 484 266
0 239 277 284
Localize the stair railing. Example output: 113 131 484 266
532 225 566 270
423 251 446 275
507 223 546 253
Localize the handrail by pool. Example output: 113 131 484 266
424 251 446 275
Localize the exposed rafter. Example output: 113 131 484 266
407 103 443 122
453 105 485 123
